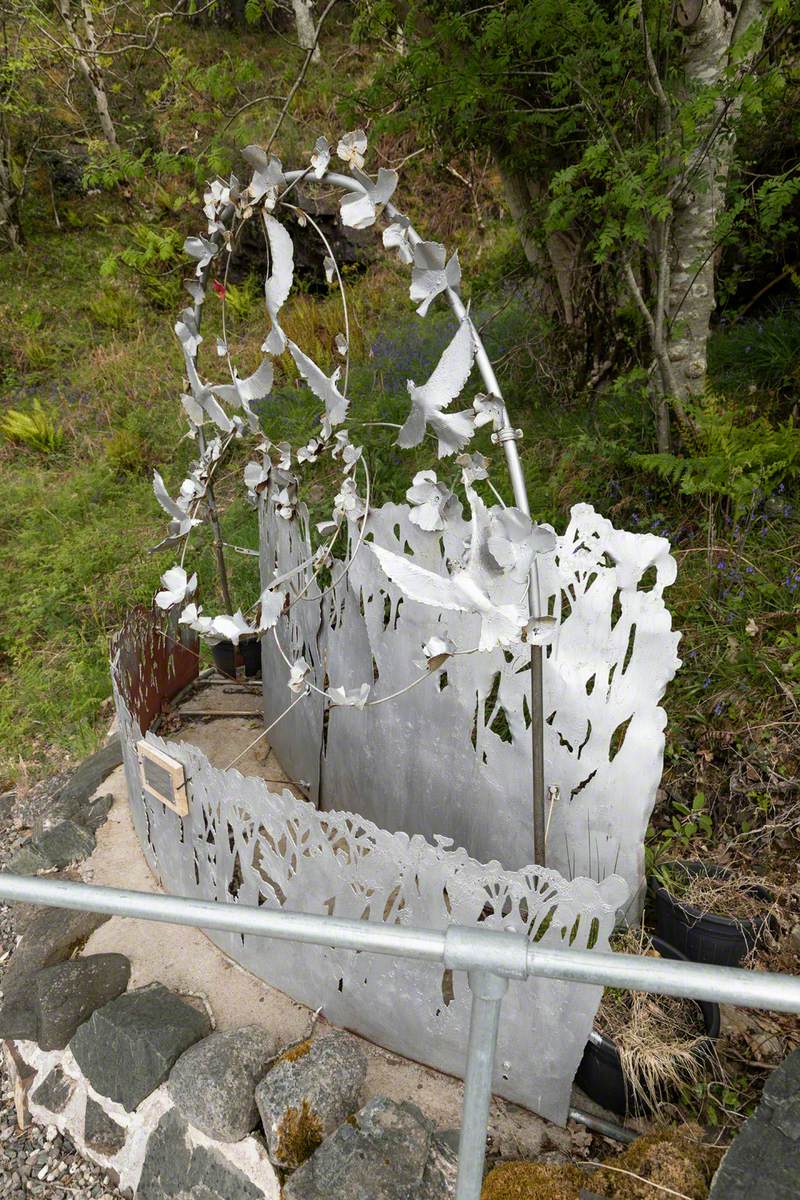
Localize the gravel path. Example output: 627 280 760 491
0 781 123 1200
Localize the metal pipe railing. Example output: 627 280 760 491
2 872 799 1198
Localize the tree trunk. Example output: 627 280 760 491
666 0 768 405
57 0 118 147
498 162 581 325
293 0 321 62
0 122 23 249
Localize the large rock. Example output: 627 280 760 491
70 983 212 1111
83 1096 127 1158
0 953 130 1049
255 1033 367 1169
33 819 96 868
31 1066 75 1114
283 1096 436 1200
33 740 122 837
137 1107 277 1200
5 842 51 876
169 1026 278 1142
1 906 111 1000
709 1048 800 1199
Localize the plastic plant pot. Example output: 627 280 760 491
651 860 773 968
211 634 262 680
574 935 720 1117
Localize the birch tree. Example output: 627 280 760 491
56 0 117 146
361 0 795 449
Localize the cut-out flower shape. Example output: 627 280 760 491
323 255 336 284
486 509 558 583
473 393 505 431
333 476 366 522
156 565 197 611
242 147 285 210
383 220 414 265
289 656 312 693
258 586 286 632
244 460 270 502
329 683 371 708
409 241 461 316
297 437 322 464
340 168 398 230
206 610 255 645
336 128 367 170
274 483 298 521
310 135 331 179
456 451 489 484
406 471 459 532
415 634 457 672
184 234 219 277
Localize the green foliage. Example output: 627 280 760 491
646 793 713 873
87 286 141 331
101 224 185 309
0 399 64 453
633 398 800 513
709 307 800 400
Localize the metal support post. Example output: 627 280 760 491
455 969 508 1200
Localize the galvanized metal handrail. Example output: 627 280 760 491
2 873 798 1198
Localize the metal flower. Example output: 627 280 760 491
156 565 197 611
206 610 255 645
340 169 398 230
288 656 312 693
263 214 294 355
473 393 505 431
335 333 348 357
486 508 558 583
456 451 489 484
258 586 286 632
333 476 366 523
398 318 476 457
409 241 461 317
297 437 322 464
368 486 528 651
328 683 371 709
242 147 286 210
323 255 336 284
383 220 414 265
406 471 459 532
310 135 331 179
415 634 457 672
183 234 219 277
336 128 367 170
274 482 298 521
244 460 270 501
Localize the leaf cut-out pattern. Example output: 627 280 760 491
111 612 624 1126
258 493 680 905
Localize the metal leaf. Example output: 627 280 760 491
328 683 371 708
155 565 197 611
175 308 203 356
288 656 312 693
263 214 294 355
383 220 414 265
397 318 476 457
184 235 219 276
340 168 398 230
258 586 286 632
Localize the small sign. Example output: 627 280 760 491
136 740 188 817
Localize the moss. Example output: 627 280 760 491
591 1129 724 1200
274 1099 324 1170
481 1161 586 1200
279 1037 312 1064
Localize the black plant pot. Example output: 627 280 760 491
651 860 773 968
574 935 720 1117
211 635 262 680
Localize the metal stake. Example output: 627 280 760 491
455 969 508 1200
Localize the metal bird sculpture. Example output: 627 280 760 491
397 317 476 458
368 484 555 651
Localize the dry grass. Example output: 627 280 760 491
658 863 772 922
597 929 711 1113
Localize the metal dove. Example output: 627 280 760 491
368 485 531 652
397 317 477 458
288 340 349 430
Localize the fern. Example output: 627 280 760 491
0 399 64 454
633 397 800 512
